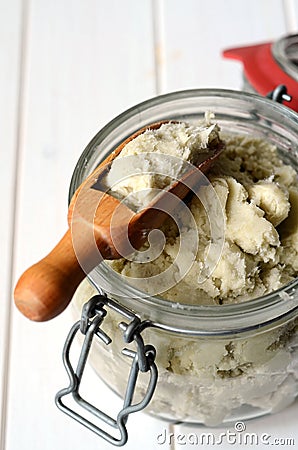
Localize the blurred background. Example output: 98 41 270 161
1 1 298 449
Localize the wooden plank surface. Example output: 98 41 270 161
161 0 289 92
1 1 298 449
283 0 298 31
6 1 163 449
0 0 23 447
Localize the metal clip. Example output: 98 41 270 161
55 295 158 447
266 84 292 104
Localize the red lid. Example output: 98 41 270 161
223 42 298 112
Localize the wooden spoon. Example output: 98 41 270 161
14 121 224 321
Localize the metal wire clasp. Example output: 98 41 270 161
55 294 158 447
266 84 292 104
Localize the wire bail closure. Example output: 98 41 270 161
266 84 292 104
55 294 158 447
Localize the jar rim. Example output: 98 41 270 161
69 87 298 202
69 88 298 335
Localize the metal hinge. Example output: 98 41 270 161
55 294 158 447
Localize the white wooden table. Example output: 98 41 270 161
1 1 298 449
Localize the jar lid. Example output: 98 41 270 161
223 34 298 112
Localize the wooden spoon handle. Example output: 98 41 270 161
14 191 136 321
14 229 88 321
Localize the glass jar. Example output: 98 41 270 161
61 89 298 442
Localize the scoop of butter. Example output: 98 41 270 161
105 113 220 210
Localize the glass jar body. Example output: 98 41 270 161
70 89 298 426
73 279 298 426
